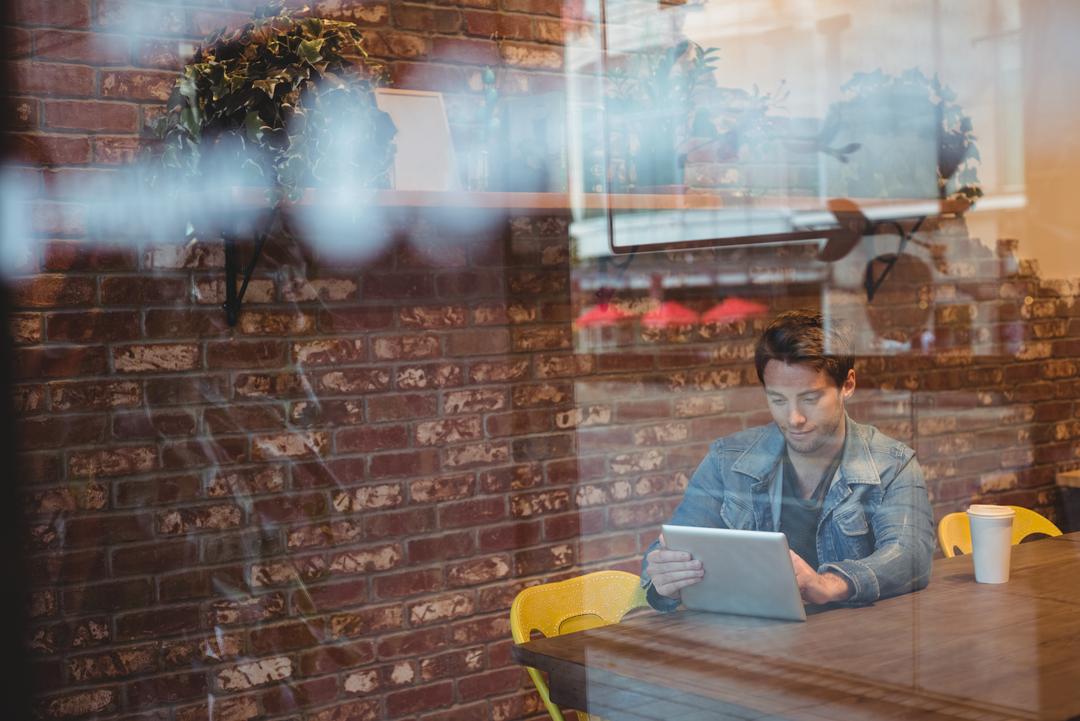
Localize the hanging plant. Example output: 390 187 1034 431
150 2 396 208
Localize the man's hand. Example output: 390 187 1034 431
789 550 852 605
645 533 704 600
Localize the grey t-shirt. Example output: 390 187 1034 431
779 445 843 570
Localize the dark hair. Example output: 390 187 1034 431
753 309 854 388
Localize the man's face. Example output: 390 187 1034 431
762 360 855 457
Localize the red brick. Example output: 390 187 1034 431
8 60 94 96
12 0 91 27
252 493 328 523
143 308 228 338
100 69 175 101
203 592 287 627
34 689 117 718
257 677 338 716
486 409 554 437
304 699 380 721
112 343 199 374
458 667 524 702
377 627 448 659
205 340 286 369
67 444 157 477
477 521 542 552
317 367 393 395
17 414 106 450
408 530 476 564
328 605 404 640
478 465 541 494
11 275 94 308
248 620 325 656
93 135 142 164
514 543 575 576
17 452 64 484
448 614 511 644
62 513 151 547
161 437 247 469
133 38 182 69
33 29 128 64
292 578 368 614
291 338 366 365
46 310 139 343
145 375 229 406
159 566 245 602
43 99 137 132
5 27 32 59
447 555 512 588
100 276 187 305
370 449 440 478
204 404 286 434
317 306 396 332
292 458 367 489
335 424 410 453
63 579 152 613
364 507 437 540
362 272 436 300
447 327 512 356
438 497 506 528
432 37 499 64
43 241 136 271
115 605 201 641
126 671 208 707
386 681 454 716
297 641 375 676
372 568 444 601
393 4 461 32
111 540 198 576
27 548 107 585
290 399 363 427
390 61 467 93
157 504 243 535
368 392 438 421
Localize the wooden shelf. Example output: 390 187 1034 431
229 187 966 215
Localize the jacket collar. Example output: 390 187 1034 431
731 415 882 486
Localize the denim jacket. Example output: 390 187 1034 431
641 416 934 611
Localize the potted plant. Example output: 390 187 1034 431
143 2 396 324
150 2 396 222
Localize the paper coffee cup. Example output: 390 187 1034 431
966 504 1015 583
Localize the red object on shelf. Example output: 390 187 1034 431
575 304 632 328
701 297 768 323
641 301 699 328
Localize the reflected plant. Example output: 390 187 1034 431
149 2 396 210
822 68 982 204
607 40 720 188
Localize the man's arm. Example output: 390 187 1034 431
819 453 935 604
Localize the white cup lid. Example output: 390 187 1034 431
967 504 1016 518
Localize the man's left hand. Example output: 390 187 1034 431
789 551 853 604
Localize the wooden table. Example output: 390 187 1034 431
513 534 1080 721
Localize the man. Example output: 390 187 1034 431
642 310 934 611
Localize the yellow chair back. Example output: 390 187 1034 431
937 505 1062 558
510 570 649 721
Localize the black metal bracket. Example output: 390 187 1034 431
863 216 925 302
223 229 270 327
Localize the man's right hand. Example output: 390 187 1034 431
644 533 704 600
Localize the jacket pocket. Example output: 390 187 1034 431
720 496 755 529
833 503 870 536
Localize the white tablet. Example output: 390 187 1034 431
662 524 807 622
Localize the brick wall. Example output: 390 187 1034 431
6 1 1080 720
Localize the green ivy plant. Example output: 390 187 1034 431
151 2 396 207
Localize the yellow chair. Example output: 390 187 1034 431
937 505 1062 558
510 570 649 721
